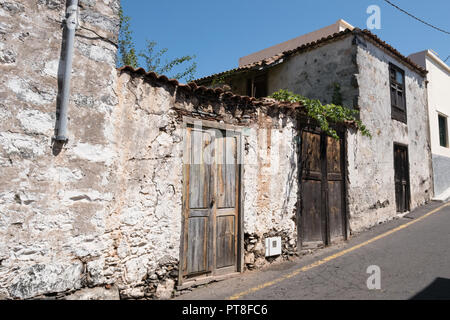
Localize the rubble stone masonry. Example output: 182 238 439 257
0 1 299 299
0 0 122 299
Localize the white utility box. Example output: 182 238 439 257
265 237 282 257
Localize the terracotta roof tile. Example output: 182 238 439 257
117 66 305 111
118 66 362 129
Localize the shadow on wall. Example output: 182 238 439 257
410 277 450 300
281 132 299 221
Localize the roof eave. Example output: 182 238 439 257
194 28 427 84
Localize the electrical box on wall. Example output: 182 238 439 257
265 237 282 257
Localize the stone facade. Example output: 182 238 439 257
0 1 300 299
0 0 121 299
348 37 432 231
199 30 433 233
116 71 300 297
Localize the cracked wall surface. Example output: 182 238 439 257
115 72 300 298
0 0 300 298
346 37 433 232
0 0 121 299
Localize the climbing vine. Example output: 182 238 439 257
270 89 371 139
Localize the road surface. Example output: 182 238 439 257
175 201 450 300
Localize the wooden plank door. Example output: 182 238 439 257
300 129 347 248
183 127 215 277
182 125 240 281
394 144 410 213
215 132 239 274
326 136 346 243
300 131 325 248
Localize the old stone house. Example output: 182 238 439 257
0 1 433 300
195 26 434 242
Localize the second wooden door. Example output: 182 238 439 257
300 129 347 249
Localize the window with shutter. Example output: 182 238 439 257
389 63 407 123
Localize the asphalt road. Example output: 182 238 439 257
175 201 450 300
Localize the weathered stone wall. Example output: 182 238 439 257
0 0 121 299
0 0 300 298
347 38 433 232
227 35 358 108
104 73 184 299
240 109 299 269
113 72 299 297
267 35 358 107
225 33 432 234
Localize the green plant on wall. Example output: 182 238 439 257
270 89 371 140
138 40 197 82
118 6 138 68
117 6 197 82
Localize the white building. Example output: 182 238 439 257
409 50 450 201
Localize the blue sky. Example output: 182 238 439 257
121 0 449 82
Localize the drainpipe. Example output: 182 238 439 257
54 0 79 142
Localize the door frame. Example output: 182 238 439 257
178 117 244 286
296 122 349 250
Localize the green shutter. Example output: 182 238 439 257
439 115 448 147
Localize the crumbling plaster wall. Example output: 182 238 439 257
0 0 121 299
106 73 185 299
0 0 300 296
267 35 358 107
116 72 299 295
224 35 358 105
347 39 433 232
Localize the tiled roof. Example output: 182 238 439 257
117 66 304 110
117 66 359 129
193 28 427 84
357 29 427 75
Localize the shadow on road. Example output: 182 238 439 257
410 278 450 300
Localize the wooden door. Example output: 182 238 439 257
182 125 240 281
300 131 325 248
326 136 346 243
183 127 214 276
300 129 347 249
394 144 410 213
215 134 239 272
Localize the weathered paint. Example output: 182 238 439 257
0 0 121 299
